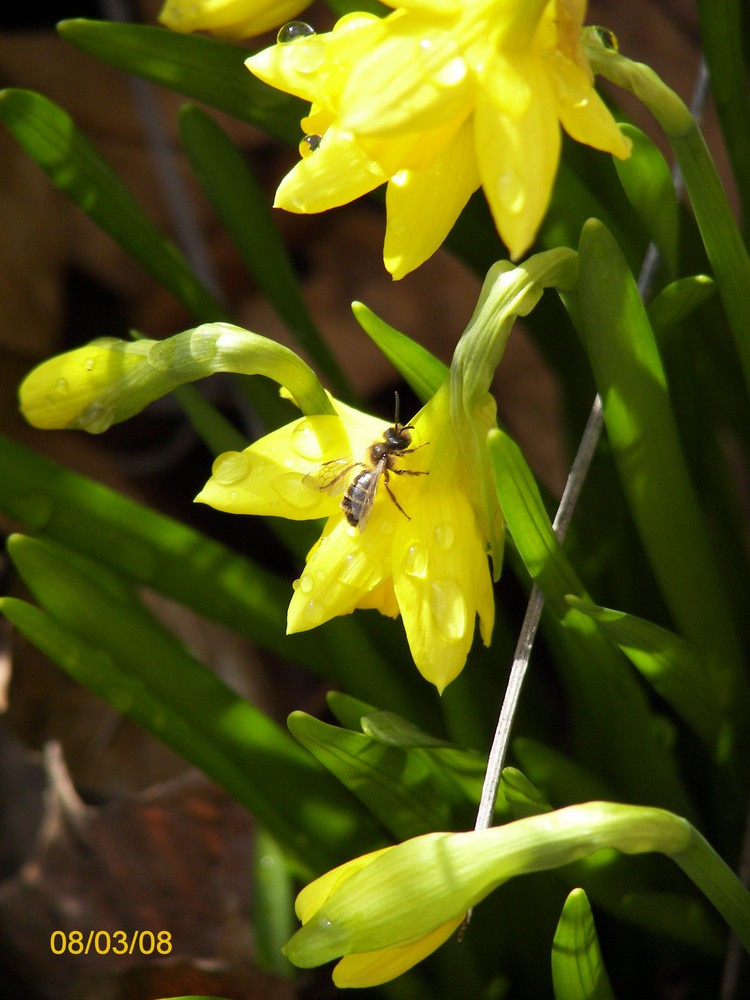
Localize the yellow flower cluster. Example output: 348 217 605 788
247 0 631 276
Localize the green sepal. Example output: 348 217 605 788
0 88 223 323
58 19 304 143
613 124 679 277
551 889 616 1000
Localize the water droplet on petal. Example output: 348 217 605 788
402 543 428 579
211 451 251 485
429 579 468 643
56 378 69 394
304 599 325 625
417 31 466 89
433 523 455 551
299 573 314 594
291 419 326 461
274 472 320 509
299 133 322 157
593 26 619 51
277 20 316 44
84 357 96 372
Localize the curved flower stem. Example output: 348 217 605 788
474 58 710 835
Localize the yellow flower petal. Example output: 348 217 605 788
287 508 394 632
341 13 472 138
160 0 312 39
332 917 463 988
393 484 493 692
475 68 561 259
384 116 479 279
247 0 630 272
557 87 633 159
274 126 386 214
296 846 393 923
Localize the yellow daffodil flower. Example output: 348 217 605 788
284 803 695 987
196 382 494 692
246 1 632 277
289 844 463 987
159 0 313 39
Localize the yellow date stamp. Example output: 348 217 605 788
50 930 172 956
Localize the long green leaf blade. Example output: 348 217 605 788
179 105 351 399
574 220 748 737
58 18 304 143
0 88 223 323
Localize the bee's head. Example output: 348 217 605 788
385 423 412 449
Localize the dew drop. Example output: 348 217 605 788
290 420 326 461
417 30 466 89
299 573 314 594
304 599 325 625
84 357 96 372
274 472 320 509
402 543 428 579
429 579 467 643
277 20 316 44
593 26 619 51
211 451 250 485
299 133 322 158
56 378 69 395
433 522 455 551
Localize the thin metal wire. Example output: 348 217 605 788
473 56 711 835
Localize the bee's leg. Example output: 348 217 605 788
390 468 429 476
383 478 412 520
402 442 429 455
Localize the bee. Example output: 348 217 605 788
304 394 428 532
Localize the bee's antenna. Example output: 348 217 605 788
394 389 401 426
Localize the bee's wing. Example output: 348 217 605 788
302 457 358 497
356 462 384 533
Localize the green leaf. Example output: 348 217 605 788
0 88 223 324
3 536 381 872
487 427 692 815
566 596 723 750
552 889 616 1000
58 19 304 143
360 711 453 749
696 0 750 228
646 274 716 335
287 711 483 838
351 301 448 403
0 433 392 691
574 220 747 731
512 739 616 807
179 105 352 400
614 124 679 277
253 829 297 979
